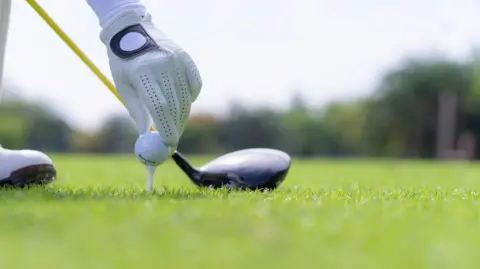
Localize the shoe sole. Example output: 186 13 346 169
0 164 56 188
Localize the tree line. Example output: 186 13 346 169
3 53 480 159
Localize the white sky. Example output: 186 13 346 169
4 0 480 131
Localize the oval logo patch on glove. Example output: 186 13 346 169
120 32 147 52
110 24 160 59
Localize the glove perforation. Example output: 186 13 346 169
142 74 172 137
160 72 177 128
176 68 190 133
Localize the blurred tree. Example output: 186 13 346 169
216 103 283 152
0 99 72 152
178 114 223 154
365 57 474 158
0 102 29 149
321 99 371 156
95 115 138 153
69 131 104 153
278 94 330 156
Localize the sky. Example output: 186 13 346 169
4 0 480 132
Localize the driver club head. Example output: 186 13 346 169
172 148 291 191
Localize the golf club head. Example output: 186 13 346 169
172 148 291 191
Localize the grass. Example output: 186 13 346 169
1 154 480 268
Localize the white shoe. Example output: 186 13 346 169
0 146 56 187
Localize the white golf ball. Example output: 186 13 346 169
134 131 171 166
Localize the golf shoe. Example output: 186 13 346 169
0 146 56 187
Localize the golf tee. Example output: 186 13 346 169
146 165 156 192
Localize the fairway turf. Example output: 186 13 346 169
1 155 480 268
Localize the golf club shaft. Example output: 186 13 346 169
25 0 123 104
26 0 158 133
171 150 197 176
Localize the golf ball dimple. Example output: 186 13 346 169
134 131 171 166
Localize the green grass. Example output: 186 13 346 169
2 154 480 269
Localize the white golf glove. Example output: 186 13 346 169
100 10 202 150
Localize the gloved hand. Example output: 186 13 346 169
100 10 202 154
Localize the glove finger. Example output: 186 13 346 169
181 52 202 102
112 76 151 134
132 70 180 147
173 66 192 135
156 68 181 130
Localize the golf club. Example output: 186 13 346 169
173 149 291 190
26 0 292 190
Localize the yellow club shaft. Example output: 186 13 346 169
25 0 123 104
25 0 156 132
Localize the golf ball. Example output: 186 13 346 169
134 131 171 166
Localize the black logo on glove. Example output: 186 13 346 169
110 24 160 59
